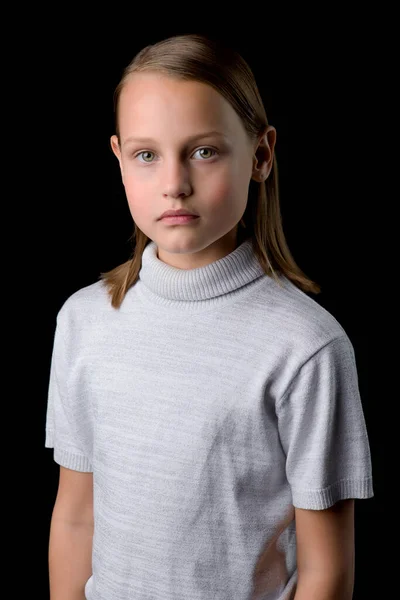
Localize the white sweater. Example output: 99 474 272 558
45 237 373 599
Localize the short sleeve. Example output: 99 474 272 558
45 311 93 472
276 334 373 510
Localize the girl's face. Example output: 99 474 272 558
111 73 275 269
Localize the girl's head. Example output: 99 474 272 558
101 34 320 308
111 72 275 270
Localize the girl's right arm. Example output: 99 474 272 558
48 466 94 600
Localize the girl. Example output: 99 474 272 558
45 33 373 600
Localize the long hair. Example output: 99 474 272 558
100 33 321 309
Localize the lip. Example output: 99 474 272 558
160 215 200 225
159 209 199 219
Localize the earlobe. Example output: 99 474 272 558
110 135 124 180
251 154 268 183
110 135 121 161
252 125 277 182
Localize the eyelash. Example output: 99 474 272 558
133 147 218 163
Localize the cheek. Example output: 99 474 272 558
206 170 246 212
122 178 152 220
207 181 233 205
204 167 236 202
208 156 250 199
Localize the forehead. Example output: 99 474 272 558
118 73 245 140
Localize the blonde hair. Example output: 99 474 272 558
100 33 321 309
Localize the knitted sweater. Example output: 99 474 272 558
45 237 373 599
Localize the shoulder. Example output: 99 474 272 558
254 275 351 358
56 279 114 339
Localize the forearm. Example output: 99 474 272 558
294 571 354 600
49 517 93 600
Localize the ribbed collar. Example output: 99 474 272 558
137 238 266 303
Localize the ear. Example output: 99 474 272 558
251 125 277 183
110 135 124 182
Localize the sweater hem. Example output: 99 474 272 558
45 433 93 472
291 477 374 510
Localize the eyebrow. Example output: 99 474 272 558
122 131 229 147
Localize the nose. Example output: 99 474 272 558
162 158 192 198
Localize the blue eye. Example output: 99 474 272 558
135 147 217 163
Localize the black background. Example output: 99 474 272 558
13 18 379 599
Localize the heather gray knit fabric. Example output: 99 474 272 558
45 238 373 600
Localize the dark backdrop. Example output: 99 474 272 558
18 24 379 600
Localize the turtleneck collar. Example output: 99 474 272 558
136 238 266 304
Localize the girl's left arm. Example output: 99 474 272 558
293 499 355 600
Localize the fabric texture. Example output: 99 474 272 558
45 237 373 599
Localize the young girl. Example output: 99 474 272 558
45 33 373 600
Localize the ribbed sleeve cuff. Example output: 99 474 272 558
53 447 93 472
291 477 374 510
45 428 54 448
45 431 93 472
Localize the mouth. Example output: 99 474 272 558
160 215 200 225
